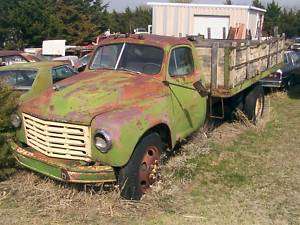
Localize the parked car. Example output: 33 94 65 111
0 61 78 94
134 27 148 34
0 50 40 67
52 55 79 67
74 53 92 72
260 50 300 89
291 37 300 51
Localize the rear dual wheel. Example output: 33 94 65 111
244 84 265 123
117 133 164 200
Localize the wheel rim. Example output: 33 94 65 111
138 146 161 194
255 96 264 119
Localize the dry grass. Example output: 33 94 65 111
0 171 162 224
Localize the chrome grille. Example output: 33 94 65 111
23 113 91 161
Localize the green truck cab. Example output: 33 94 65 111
10 35 285 200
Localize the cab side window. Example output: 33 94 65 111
169 47 194 76
52 66 75 83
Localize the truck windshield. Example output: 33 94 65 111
90 43 164 75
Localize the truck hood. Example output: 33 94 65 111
20 70 167 125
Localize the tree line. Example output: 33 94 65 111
263 1 300 37
0 0 299 50
0 0 151 49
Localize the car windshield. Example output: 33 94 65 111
0 69 37 88
137 28 147 32
80 54 91 65
90 43 164 75
291 52 300 63
0 55 28 66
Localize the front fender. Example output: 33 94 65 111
90 106 171 167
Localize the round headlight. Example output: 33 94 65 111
276 69 283 75
11 113 21 128
94 129 112 153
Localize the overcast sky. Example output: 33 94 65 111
103 0 300 11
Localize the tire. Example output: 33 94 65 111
286 76 295 90
117 133 164 200
224 93 244 121
244 84 265 124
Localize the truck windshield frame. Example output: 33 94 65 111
90 43 164 75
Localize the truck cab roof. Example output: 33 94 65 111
98 34 192 49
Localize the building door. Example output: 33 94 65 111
193 15 230 39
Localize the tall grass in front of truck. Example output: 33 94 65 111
0 80 19 180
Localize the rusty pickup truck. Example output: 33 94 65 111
10 34 285 200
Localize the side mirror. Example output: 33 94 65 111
162 80 169 86
193 80 209 97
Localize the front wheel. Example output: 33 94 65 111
117 133 164 200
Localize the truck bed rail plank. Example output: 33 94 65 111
193 36 285 97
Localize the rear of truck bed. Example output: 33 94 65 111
192 36 286 97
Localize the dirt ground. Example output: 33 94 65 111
0 86 299 225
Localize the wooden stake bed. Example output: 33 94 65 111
192 37 286 97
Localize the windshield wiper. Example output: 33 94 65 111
118 67 141 75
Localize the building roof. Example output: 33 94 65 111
147 2 266 13
0 50 23 57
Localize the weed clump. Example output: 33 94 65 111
0 80 19 180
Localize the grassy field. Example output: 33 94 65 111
0 86 299 225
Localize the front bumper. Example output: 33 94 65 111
291 45 300 51
10 141 116 183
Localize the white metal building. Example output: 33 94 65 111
147 2 266 39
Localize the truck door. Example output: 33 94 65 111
166 46 206 138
